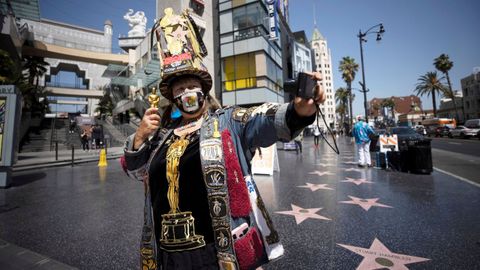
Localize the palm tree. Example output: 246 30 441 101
381 98 396 123
414 71 447 117
338 56 359 133
21 56 50 114
95 87 114 116
23 56 49 88
335 87 349 129
434 54 459 121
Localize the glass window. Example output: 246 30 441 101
220 11 233 34
233 2 265 31
222 53 257 91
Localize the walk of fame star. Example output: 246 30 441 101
339 196 392 211
344 168 364 172
315 163 335 167
337 238 430 270
298 183 334 191
275 204 331 224
308 170 333 177
341 177 374 186
343 161 358 165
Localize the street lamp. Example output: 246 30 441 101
358 23 385 123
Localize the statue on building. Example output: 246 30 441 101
123 9 147 37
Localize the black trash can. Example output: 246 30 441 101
407 140 433 174
387 151 409 172
375 152 386 169
369 135 379 152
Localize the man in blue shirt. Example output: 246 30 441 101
352 115 375 167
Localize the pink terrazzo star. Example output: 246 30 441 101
338 238 430 270
275 204 331 224
315 163 335 167
343 161 358 165
341 177 374 186
344 168 364 172
340 196 392 211
298 183 334 191
308 170 333 177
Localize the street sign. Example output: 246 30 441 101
379 134 398 152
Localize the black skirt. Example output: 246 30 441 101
158 243 219 270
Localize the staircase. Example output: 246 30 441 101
97 118 130 147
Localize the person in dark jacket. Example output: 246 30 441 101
123 7 326 270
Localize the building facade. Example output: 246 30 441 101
311 27 335 128
292 31 312 80
369 95 423 124
218 0 284 106
20 18 114 115
461 68 480 120
438 91 464 122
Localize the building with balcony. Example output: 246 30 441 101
218 0 285 106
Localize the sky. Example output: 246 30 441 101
290 0 480 114
39 0 480 115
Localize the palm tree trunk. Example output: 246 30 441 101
432 89 437 117
445 72 460 122
348 82 353 135
391 107 395 123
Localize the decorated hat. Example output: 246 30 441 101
154 8 212 100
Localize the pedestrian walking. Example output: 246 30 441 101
294 131 303 154
352 115 375 167
313 125 321 147
69 119 76 133
80 129 89 151
123 8 326 270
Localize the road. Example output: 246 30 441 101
430 137 480 185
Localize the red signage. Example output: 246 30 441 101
163 52 192 65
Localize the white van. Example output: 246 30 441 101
464 119 480 129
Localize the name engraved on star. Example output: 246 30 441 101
378 253 412 261
355 249 412 261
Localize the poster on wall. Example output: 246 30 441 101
0 97 6 161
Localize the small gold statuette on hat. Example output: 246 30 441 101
148 87 160 108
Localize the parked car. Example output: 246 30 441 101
448 126 479 139
435 126 450 137
464 119 480 129
414 125 427 135
389 127 428 151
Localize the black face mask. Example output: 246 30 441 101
174 89 205 115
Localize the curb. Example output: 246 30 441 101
12 154 123 172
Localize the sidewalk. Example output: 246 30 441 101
1 136 479 269
13 146 125 172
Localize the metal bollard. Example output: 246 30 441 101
55 141 58 161
71 145 74 167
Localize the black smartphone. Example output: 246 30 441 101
296 72 316 99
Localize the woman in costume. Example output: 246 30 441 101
124 8 326 270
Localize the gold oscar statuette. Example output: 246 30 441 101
160 137 205 251
148 87 160 109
